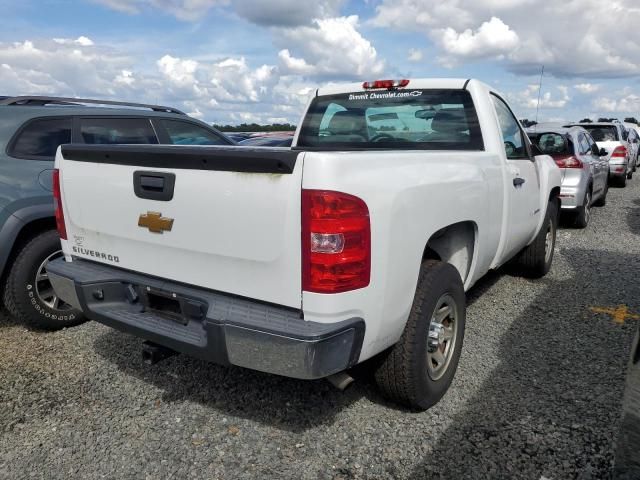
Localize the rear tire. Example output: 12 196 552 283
3 230 85 330
374 260 466 410
573 190 591 229
513 199 558 278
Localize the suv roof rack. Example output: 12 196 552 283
0 95 186 115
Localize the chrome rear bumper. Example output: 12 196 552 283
48 258 364 380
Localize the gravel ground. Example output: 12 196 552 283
2 181 640 480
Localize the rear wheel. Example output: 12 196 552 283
3 230 85 330
374 260 466 410
573 190 591 229
513 199 558 278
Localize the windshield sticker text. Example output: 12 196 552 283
348 90 423 101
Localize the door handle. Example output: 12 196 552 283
133 171 176 201
513 177 525 187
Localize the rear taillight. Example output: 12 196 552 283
553 155 583 168
52 169 67 240
302 190 370 293
362 79 409 89
611 146 628 158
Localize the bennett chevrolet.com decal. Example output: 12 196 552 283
348 90 423 101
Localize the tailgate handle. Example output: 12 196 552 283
134 171 176 201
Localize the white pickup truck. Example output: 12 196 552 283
48 78 561 410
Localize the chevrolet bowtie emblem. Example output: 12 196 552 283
138 211 174 234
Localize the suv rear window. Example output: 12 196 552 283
297 89 483 150
528 132 573 155
579 125 619 142
10 118 72 160
80 118 158 144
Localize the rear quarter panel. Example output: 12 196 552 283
301 150 503 360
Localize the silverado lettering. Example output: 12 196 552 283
72 246 119 263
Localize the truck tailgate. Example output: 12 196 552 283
56 145 304 309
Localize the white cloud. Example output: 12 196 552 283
574 83 600 94
407 48 423 62
0 38 310 125
593 94 640 113
233 0 344 26
53 36 95 46
372 0 640 78
94 0 228 21
114 69 135 85
158 55 199 87
96 0 343 25
437 16 519 62
508 85 570 110
276 16 384 79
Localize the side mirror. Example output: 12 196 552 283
592 144 600 156
599 148 608 156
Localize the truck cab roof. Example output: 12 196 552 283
316 78 485 96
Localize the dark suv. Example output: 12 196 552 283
0 95 233 330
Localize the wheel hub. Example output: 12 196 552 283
426 294 458 381
34 250 74 312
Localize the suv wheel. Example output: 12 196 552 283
573 190 591 229
374 259 466 410
3 230 85 330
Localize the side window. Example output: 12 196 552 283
9 118 72 160
584 133 597 154
160 120 227 145
490 95 527 159
578 134 590 155
80 118 158 144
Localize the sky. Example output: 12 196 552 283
1 0 639 125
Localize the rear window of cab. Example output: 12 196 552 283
297 89 484 151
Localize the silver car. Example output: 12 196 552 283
623 122 640 174
527 126 609 228
565 122 632 187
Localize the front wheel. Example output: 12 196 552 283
3 230 85 330
513 199 558 278
374 260 466 410
573 190 591 229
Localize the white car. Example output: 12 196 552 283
624 122 640 174
48 78 561 410
566 122 633 187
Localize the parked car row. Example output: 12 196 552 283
525 119 639 229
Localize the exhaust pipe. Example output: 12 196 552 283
326 371 355 390
142 341 177 365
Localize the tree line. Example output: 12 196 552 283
520 117 639 127
213 123 297 132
